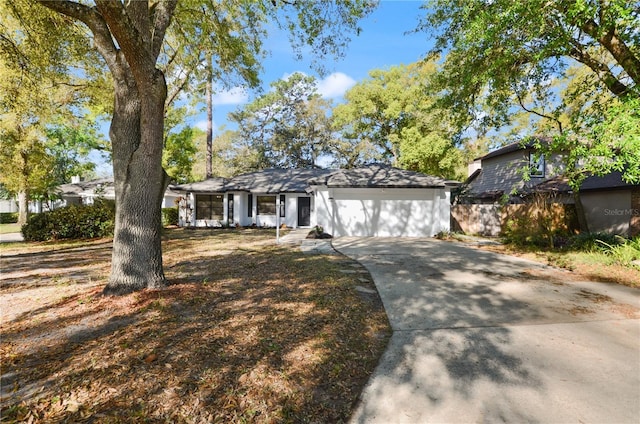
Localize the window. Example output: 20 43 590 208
196 194 224 220
247 194 253 217
257 195 276 215
529 152 545 178
279 194 286 217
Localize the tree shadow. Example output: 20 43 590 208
335 238 550 422
1 232 390 422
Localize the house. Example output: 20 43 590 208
54 177 182 209
456 140 640 237
580 171 640 236
461 138 566 204
174 164 458 237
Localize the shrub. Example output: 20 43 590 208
22 199 115 241
162 207 179 226
0 212 18 224
568 232 620 252
595 236 640 265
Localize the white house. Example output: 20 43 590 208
174 164 458 237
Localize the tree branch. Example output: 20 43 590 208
515 91 563 135
37 1 121 78
150 0 178 61
568 42 630 97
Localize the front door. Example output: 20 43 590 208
297 197 311 227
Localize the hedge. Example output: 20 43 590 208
162 207 179 226
0 212 18 224
22 199 115 241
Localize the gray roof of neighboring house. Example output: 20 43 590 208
581 171 639 191
310 164 453 188
56 178 114 197
476 137 551 161
56 178 181 198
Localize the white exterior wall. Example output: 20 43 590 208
178 192 315 228
314 187 450 237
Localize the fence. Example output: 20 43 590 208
451 203 578 237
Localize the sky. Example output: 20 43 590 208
95 0 434 176
186 0 433 137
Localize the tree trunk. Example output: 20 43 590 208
17 150 29 226
17 190 28 226
206 64 213 179
103 69 168 295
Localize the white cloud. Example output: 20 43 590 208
194 119 214 132
316 72 356 98
212 86 248 105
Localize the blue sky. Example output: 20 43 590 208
187 0 432 135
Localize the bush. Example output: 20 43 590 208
568 232 620 252
162 207 179 227
22 199 115 241
595 236 640 265
0 212 18 224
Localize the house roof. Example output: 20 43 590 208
581 171 639 191
174 165 456 194
56 178 181 199
310 164 452 188
173 168 335 194
55 178 115 197
173 177 228 193
476 137 551 161
226 168 334 193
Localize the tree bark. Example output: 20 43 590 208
103 67 169 295
17 190 28 226
206 64 213 179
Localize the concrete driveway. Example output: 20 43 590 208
333 237 640 423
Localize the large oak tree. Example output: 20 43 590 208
13 0 375 294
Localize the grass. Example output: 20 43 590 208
0 228 391 423
481 237 640 288
0 223 21 234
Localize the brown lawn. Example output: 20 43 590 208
0 228 391 423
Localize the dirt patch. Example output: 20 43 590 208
0 229 391 423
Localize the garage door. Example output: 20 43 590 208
329 188 449 237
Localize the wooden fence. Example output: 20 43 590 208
451 203 578 237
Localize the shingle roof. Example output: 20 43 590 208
173 168 335 194
581 171 639 191
174 165 455 194
173 177 228 193
225 168 334 193
55 178 114 197
476 137 551 161
310 164 451 188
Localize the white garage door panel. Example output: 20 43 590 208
331 188 445 237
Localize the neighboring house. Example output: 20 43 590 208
580 172 640 236
54 177 182 209
457 140 640 237
174 164 458 237
462 138 566 204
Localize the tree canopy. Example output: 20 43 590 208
228 73 334 169
333 62 466 179
419 0 640 184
